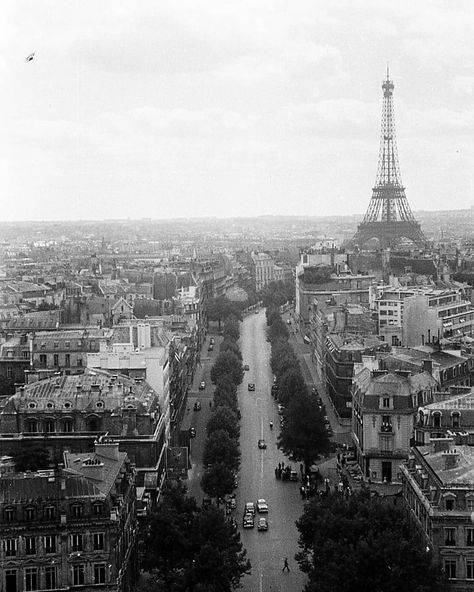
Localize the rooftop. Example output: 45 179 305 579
418 444 474 485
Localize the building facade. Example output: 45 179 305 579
0 438 137 592
352 369 437 483
401 440 474 590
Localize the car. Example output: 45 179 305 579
189 427 196 438
287 319 291 325
254 310 258 314
243 364 250 371
207 344 214 351
258 439 267 449
256 499 268 513
245 502 255 515
199 381 206 390
271 384 278 397
278 404 285 414
289 470 299 481
326 426 333 437
194 400 202 411
209 337 215 345
226 497 237 510
257 517 268 531
248 383 255 391
243 513 254 528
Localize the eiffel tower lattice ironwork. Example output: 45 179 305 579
349 70 426 249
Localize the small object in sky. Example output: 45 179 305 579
25 52 35 63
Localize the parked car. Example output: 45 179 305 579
190 427 196 438
209 337 215 345
194 400 201 411
256 499 268 513
248 383 255 391
258 439 267 449
199 381 206 390
278 404 285 414
243 364 250 371
289 470 298 481
207 344 214 351
245 502 255 515
243 513 255 528
257 517 268 531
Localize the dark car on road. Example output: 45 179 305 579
194 401 201 411
258 439 267 449
248 383 255 391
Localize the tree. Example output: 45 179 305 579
210 351 243 387
207 407 240 441
13 445 50 471
265 306 281 327
296 491 446 592
219 338 242 360
267 316 289 343
200 462 236 502
277 391 331 473
270 341 299 379
203 430 240 474
222 316 240 342
277 367 306 407
185 507 251 592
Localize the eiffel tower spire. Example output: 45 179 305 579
349 71 426 249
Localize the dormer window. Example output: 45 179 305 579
452 412 460 429
432 412 442 428
381 397 391 409
443 492 456 511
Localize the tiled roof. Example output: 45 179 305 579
419 444 474 485
0 473 102 503
64 448 127 496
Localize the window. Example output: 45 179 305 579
432 412 441 428
65 341 70 349
25 536 36 555
65 354 70 367
445 498 455 511
93 503 104 517
94 563 107 584
25 567 39 591
71 505 83 519
467 528 474 546
39 354 46 367
379 435 394 452
4 538 17 556
71 534 83 552
72 565 85 586
43 535 56 554
77 356 83 367
381 415 392 432
467 560 474 580
89 340 95 350
5 570 17 592
40 342 46 350
44 419 55 433
53 354 59 366
22 350 29 359
382 397 390 408
25 506 36 521
4 507 15 522
444 558 456 579
44 506 55 520
93 532 105 551
7 367 13 379
53 341 59 349
445 528 456 546
45 566 57 589
452 413 460 429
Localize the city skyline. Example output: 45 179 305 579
2 1 474 222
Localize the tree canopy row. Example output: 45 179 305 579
138 306 250 591
265 305 332 475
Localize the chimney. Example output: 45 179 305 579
431 437 454 454
442 449 459 470
423 359 433 375
81 458 104 481
95 439 120 461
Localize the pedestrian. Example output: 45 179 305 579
275 467 278 478
282 558 290 572
300 463 303 475
209 401 212 408
278 462 281 470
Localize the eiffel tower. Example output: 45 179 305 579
349 69 426 249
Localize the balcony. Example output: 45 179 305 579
380 423 393 433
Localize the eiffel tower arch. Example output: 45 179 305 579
348 70 426 250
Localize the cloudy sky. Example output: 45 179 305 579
1 1 474 221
